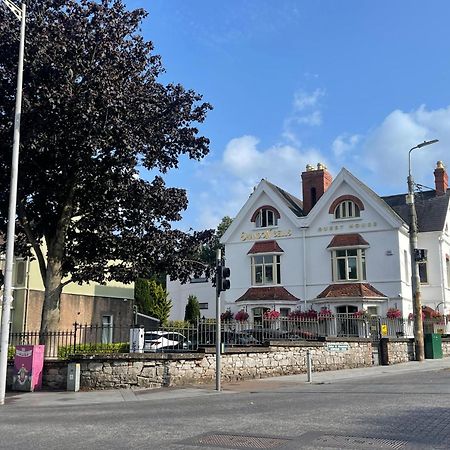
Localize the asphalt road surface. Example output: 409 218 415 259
1 362 450 449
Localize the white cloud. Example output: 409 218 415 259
332 133 361 158
295 110 322 127
293 88 325 111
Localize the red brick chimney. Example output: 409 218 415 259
434 161 448 196
301 163 333 214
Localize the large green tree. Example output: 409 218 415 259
198 216 233 269
0 0 212 332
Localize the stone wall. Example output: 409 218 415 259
380 338 415 365
8 338 372 391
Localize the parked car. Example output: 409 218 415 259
196 329 260 346
144 331 192 352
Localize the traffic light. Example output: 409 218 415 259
216 264 231 293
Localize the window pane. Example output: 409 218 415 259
348 202 353 217
263 255 274 264
342 203 347 218
336 250 346 257
265 265 273 283
276 263 281 284
267 210 274 226
419 262 428 283
348 257 357 279
347 249 357 256
355 204 360 217
254 255 263 264
337 259 346 280
261 211 267 227
255 266 263 284
335 206 341 219
255 212 262 228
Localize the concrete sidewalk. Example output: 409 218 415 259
4 357 450 408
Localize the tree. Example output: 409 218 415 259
0 0 213 332
198 216 233 269
134 278 151 316
184 294 200 324
147 280 172 325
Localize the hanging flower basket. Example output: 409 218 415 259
235 309 249 322
220 309 234 321
263 309 280 320
386 308 401 319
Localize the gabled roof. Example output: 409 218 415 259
382 189 450 232
236 286 300 302
247 240 284 254
327 233 369 249
265 181 304 217
316 283 387 299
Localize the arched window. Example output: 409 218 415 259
251 206 280 228
334 200 360 219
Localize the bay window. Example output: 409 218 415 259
332 248 366 281
251 254 281 285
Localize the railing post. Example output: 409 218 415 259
73 322 78 354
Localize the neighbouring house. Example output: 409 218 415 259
0 250 134 332
208 161 450 322
167 275 216 321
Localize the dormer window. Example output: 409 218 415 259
334 200 360 219
251 206 280 228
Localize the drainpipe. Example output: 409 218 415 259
302 227 307 310
438 234 446 319
22 257 30 332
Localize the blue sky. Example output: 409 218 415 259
127 1 450 230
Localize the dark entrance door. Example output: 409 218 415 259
336 305 358 336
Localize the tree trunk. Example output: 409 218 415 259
40 256 63 334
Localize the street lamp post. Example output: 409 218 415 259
407 139 439 362
0 0 26 406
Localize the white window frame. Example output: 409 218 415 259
251 254 281 286
334 200 360 220
331 248 367 282
255 208 278 228
102 315 113 344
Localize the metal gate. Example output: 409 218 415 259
368 316 382 365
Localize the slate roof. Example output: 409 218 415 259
316 283 387 299
236 286 300 302
382 189 450 232
247 240 284 254
327 233 369 248
265 181 304 217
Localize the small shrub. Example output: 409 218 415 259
58 342 129 359
8 346 15 359
166 320 191 328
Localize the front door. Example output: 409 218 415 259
336 305 358 336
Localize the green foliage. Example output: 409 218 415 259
166 320 191 328
0 0 213 332
8 346 15 359
184 295 201 324
198 216 234 270
58 342 129 360
134 278 152 316
147 280 172 325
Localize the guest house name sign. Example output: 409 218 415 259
241 229 292 241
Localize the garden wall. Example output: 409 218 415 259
380 338 415 365
8 338 372 390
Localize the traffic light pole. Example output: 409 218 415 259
215 248 222 391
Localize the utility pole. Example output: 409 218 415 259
407 139 439 362
0 0 26 406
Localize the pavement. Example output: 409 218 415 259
4 356 450 408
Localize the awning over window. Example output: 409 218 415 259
236 286 299 302
247 240 284 254
327 233 369 249
316 283 387 299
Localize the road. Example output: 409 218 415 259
1 360 450 449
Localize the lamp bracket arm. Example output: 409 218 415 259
1 0 22 20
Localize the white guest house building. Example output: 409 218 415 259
167 162 450 321
214 162 450 321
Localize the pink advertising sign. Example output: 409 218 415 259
13 345 45 392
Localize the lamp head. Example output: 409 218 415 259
417 139 439 149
